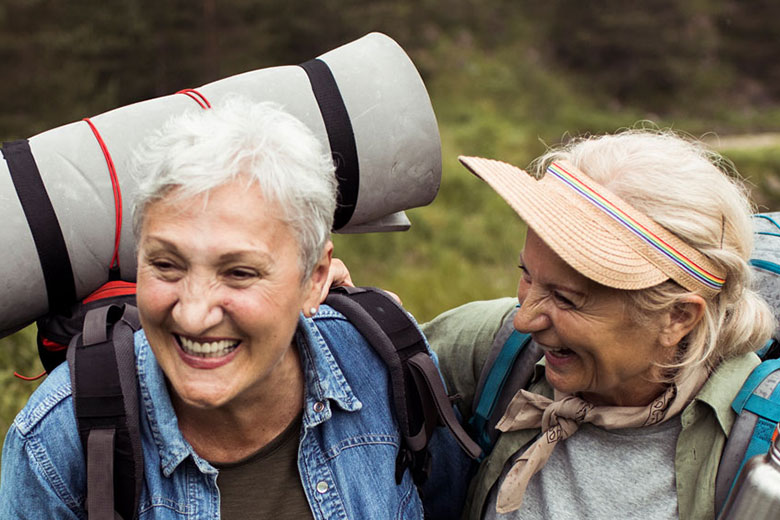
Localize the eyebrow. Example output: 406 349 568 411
142 237 273 265
216 250 274 265
142 236 182 257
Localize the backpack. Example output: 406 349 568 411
33 284 481 520
469 211 780 515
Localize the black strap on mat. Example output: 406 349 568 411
68 304 142 520
325 287 481 485
298 58 359 230
2 140 77 312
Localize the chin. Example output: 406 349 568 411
170 379 233 410
544 371 584 396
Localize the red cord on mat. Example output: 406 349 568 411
14 370 47 381
176 88 212 109
83 117 122 271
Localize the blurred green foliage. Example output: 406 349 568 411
0 328 42 436
2 0 780 438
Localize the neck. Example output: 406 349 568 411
173 344 305 463
581 379 669 407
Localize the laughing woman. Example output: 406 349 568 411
0 99 467 519
422 130 775 519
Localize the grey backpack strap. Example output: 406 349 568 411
69 303 143 520
715 360 780 514
472 308 520 415
86 428 118 520
485 341 542 437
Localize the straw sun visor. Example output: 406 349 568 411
458 156 725 298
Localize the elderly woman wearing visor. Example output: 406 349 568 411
0 98 468 519
420 130 774 519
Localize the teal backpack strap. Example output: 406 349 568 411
469 306 541 459
715 358 780 514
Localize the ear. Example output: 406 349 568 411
659 295 706 348
302 240 333 312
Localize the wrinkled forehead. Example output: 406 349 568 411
521 228 592 290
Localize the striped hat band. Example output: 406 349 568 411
459 156 725 297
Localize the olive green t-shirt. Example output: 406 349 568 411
213 414 313 520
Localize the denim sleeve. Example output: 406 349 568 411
0 423 83 519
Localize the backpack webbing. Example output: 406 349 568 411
67 304 142 520
715 359 780 513
325 286 481 484
470 307 541 459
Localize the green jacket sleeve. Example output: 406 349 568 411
421 298 517 419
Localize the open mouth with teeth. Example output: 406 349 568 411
545 347 574 358
175 334 240 358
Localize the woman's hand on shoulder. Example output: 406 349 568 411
318 258 401 305
317 258 355 304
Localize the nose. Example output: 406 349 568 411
171 275 224 335
514 284 552 333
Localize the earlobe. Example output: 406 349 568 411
303 241 333 310
661 295 706 348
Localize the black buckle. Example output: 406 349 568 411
395 446 432 486
395 447 412 484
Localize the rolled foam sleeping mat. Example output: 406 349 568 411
0 32 441 337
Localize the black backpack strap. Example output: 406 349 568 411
469 307 542 457
715 359 780 514
67 304 142 520
325 287 481 485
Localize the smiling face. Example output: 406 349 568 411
514 229 676 406
135 177 331 412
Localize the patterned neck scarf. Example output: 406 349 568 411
492 366 709 513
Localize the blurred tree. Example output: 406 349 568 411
717 0 780 106
546 0 723 111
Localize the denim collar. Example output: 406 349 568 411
297 306 363 430
134 306 362 477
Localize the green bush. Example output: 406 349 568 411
0 326 43 436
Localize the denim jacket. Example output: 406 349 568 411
0 305 470 519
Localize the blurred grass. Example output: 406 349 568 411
0 327 42 436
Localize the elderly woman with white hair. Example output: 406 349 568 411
417 130 775 519
0 98 468 519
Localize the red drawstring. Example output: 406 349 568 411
13 338 67 380
83 117 122 271
16 94 209 383
14 370 47 381
176 88 212 109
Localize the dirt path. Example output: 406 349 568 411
703 132 780 150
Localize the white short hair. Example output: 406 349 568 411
132 97 337 279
